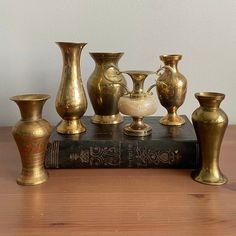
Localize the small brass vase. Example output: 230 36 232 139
10 94 52 185
156 54 187 126
55 42 87 134
87 52 126 124
117 70 158 137
191 92 228 185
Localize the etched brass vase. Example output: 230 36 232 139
10 94 51 185
118 70 158 136
156 54 187 126
191 92 228 185
87 52 126 124
55 42 87 134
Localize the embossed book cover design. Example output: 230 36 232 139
45 116 199 168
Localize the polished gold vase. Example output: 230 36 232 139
10 94 51 186
156 54 187 126
191 92 228 185
55 42 87 134
87 52 126 124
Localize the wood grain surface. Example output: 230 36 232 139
0 126 235 236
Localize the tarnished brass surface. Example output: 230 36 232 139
191 92 228 185
156 54 187 126
116 70 157 137
55 42 87 134
10 94 51 185
87 52 126 124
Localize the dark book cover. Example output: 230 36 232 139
45 115 199 169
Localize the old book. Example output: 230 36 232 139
45 116 199 168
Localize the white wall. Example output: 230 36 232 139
1 0 236 125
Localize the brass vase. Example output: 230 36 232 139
117 70 158 137
156 54 187 126
191 92 228 185
87 52 126 124
55 42 87 134
10 94 51 185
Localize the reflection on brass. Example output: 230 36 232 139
10 94 51 185
87 52 126 124
156 54 187 126
109 69 158 136
55 42 87 134
191 92 228 185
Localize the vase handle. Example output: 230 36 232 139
147 65 174 93
103 65 131 95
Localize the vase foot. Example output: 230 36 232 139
123 123 152 137
17 169 48 186
91 114 123 124
57 119 86 134
160 114 185 126
191 169 228 186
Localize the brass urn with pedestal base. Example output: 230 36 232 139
112 70 158 137
156 54 187 126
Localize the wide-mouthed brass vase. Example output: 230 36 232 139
191 92 228 185
156 54 187 126
118 70 158 137
87 52 126 124
10 94 52 185
55 42 87 134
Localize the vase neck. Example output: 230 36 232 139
195 92 225 109
57 42 86 74
11 94 50 121
160 55 182 72
90 52 123 65
123 71 152 97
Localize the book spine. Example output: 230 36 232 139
45 140 199 169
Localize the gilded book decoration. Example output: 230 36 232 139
45 116 199 169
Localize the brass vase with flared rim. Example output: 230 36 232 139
191 92 228 185
117 70 158 137
10 94 52 186
55 42 87 134
87 52 126 124
156 54 187 126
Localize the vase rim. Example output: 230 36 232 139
10 94 51 102
122 70 155 76
89 52 124 58
55 42 87 47
195 92 225 100
160 54 182 60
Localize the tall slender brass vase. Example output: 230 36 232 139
87 52 126 124
55 42 87 134
156 54 187 126
10 94 51 186
191 92 228 185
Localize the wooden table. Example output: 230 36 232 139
0 126 235 236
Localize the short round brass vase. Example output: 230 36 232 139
10 94 52 186
117 71 158 137
55 42 87 134
87 52 126 124
156 54 187 126
191 92 228 185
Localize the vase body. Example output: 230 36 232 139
87 52 126 124
55 42 87 134
118 70 157 137
10 94 51 185
156 54 187 126
191 92 228 185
